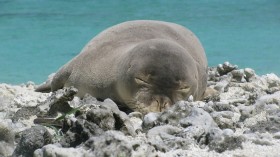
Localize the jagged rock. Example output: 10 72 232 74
208 67 220 82
263 73 280 88
84 131 156 157
144 101 226 149
12 106 40 122
273 132 280 139
231 69 246 82
212 101 231 111
0 120 15 157
178 107 218 130
213 76 231 92
217 62 238 76
243 132 274 146
1 62 280 156
12 126 52 157
203 87 220 102
38 87 78 116
60 98 136 147
34 143 90 157
208 128 244 153
244 68 256 82
211 111 240 129
142 112 160 129
156 101 192 126
87 98 136 136
147 125 188 152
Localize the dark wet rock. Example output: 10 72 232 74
60 97 136 147
60 118 101 147
217 62 238 76
12 126 52 157
89 99 136 136
86 105 116 131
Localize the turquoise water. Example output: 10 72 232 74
1 0 280 84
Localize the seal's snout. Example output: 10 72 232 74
150 95 172 112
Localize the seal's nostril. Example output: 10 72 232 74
161 98 172 112
155 99 160 111
162 102 168 111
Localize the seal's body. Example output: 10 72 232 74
36 20 208 113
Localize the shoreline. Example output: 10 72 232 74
1 62 280 157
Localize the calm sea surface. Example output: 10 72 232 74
1 0 280 84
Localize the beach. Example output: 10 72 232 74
1 1 280 156
1 62 280 157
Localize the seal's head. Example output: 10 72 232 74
117 39 199 114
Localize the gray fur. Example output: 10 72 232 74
36 20 208 113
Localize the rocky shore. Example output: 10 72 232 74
1 62 280 157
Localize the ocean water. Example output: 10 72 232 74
1 0 280 84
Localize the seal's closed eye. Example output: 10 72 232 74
135 78 151 86
177 87 191 93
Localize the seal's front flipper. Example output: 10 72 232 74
35 81 52 93
35 73 55 93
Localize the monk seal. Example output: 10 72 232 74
36 20 208 114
